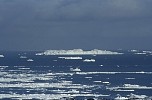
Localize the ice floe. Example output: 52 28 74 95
58 57 82 60
27 59 34 62
114 94 128 100
20 56 27 59
134 52 147 55
0 54 4 57
70 68 81 72
75 71 152 75
83 59 95 62
125 78 135 80
94 81 102 83
107 84 152 91
102 82 110 84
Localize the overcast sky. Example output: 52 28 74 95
0 0 152 51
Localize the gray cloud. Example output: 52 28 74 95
1 0 152 22
0 0 152 50
34 0 152 20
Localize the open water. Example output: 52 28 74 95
0 50 152 99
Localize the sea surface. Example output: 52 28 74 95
0 50 152 99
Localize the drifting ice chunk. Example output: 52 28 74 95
83 59 95 62
67 89 79 93
70 68 81 72
130 50 138 52
123 84 140 87
134 53 147 55
102 82 110 84
94 81 102 83
114 89 134 92
35 53 43 55
125 78 135 80
20 56 27 59
58 57 82 60
0 55 4 57
129 93 147 99
114 94 128 100
27 59 34 62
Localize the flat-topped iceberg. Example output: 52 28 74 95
36 49 123 55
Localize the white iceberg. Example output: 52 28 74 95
27 59 34 62
83 59 95 62
129 93 147 99
114 94 128 100
134 53 147 55
70 68 81 72
36 49 123 55
0 55 4 57
20 56 27 59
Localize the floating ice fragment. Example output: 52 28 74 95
83 59 95 62
85 77 92 79
134 53 147 55
0 55 4 57
125 78 135 80
20 56 27 59
114 89 134 92
114 94 128 100
18 68 30 70
130 50 138 52
94 81 102 83
27 59 34 62
58 57 82 60
102 82 110 84
129 93 147 99
70 68 81 72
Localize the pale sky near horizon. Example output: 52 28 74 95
0 0 152 51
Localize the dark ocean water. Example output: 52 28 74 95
0 50 152 99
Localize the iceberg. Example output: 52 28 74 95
114 94 128 100
27 59 34 62
0 55 4 57
20 56 27 59
83 59 95 62
36 49 123 55
70 68 81 72
129 93 147 100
